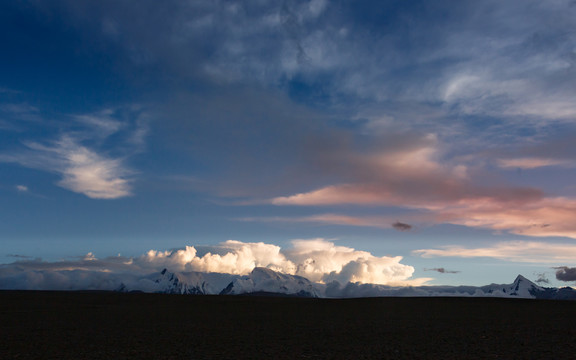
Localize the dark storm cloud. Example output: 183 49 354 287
555 267 576 282
392 221 412 232
424 268 460 274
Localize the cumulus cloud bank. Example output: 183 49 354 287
131 238 425 285
0 239 427 291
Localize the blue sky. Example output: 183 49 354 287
2 0 576 287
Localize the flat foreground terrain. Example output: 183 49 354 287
1 291 576 359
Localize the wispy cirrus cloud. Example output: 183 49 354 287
0 107 147 199
2 136 133 199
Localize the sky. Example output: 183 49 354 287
2 0 576 288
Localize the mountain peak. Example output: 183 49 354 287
514 274 530 283
510 274 541 296
221 267 319 297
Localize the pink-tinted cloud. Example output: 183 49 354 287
272 139 543 209
434 197 576 238
264 136 576 238
414 241 576 263
266 196 576 239
497 157 574 169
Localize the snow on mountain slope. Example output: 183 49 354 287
117 268 576 300
324 275 549 299
220 267 320 297
122 269 238 294
479 275 544 298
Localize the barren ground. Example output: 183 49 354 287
1 291 576 359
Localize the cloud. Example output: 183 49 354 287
12 1 576 242
265 135 576 238
414 241 576 263
555 267 576 282
0 239 427 289
259 131 576 239
6 254 34 259
432 197 576 239
15 185 28 192
270 137 543 208
0 106 147 199
392 221 412 231
283 238 420 285
497 158 575 169
74 110 124 138
17 136 133 199
424 268 460 274
534 272 550 284
139 238 423 285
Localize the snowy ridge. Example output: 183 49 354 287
480 275 544 298
119 269 237 295
117 269 576 300
220 267 320 297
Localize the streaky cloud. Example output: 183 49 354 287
414 241 576 263
424 268 460 274
0 106 148 199
25 136 133 199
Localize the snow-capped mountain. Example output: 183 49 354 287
479 275 544 298
120 267 319 297
325 275 576 299
152 269 207 295
117 268 576 300
119 269 238 295
220 267 320 297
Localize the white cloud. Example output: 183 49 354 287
25 136 133 199
139 238 421 285
0 106 147 199
15 185 28 192
414 240 576 263
283 238 417 285
74 110 123 138
0 239 425 287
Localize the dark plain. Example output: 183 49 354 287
1 291 575 359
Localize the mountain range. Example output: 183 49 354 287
118 267 576 300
